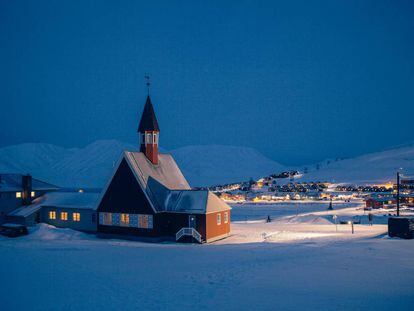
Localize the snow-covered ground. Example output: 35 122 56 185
1 202 413 310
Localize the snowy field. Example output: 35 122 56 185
1 202 413 310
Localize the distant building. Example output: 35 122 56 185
365 197 396 209
8 191 98 230
0 174 59 224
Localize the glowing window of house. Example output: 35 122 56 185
31 191 35 197
217 213 221 225
61 212 68 221
224 212 228 224
153 133 158 144
16 192 22 198
120 213 130 226
73 213 81 222
49 211 56 220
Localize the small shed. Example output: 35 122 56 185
388 217 414 239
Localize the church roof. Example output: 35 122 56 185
162 190 231 214
125 151 190 191
138 96 160 132
99 151 231 214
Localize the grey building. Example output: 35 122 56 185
9 192 99 232
0 174 59 224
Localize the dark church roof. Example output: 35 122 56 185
138 96 160 132
98 151 231 214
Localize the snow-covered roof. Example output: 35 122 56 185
8 202 44 217
125 152 190 190
39 192 100 209
147 177 230 214
98 151 231 214
0 174 59 192
8 192 100 217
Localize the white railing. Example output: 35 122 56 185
176 227 202 243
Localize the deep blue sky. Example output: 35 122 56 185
1 0 413 165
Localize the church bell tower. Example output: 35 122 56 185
138 95 160 165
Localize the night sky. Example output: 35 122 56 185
1 0 413 165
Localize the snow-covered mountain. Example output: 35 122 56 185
1 140 411 187
0 140 285 188
298 143 414 184
172 145 285 186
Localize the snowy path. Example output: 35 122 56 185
0 202 413 310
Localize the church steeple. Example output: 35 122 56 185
138 95 160 165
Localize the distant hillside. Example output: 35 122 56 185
172 145 286 186
0 141 285 188
298 144 414 184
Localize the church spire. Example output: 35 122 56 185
138 81 160 165
138 96 160 133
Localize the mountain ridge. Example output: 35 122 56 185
0 140 285 188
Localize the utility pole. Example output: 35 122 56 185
397 171 400 217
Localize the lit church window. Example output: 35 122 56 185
217 213 221 225
137 214 153 229
120 213 130 226
31 191 35 197
73 213 80 222
61 212 68 221
49 211 56 220
224 212 228 224
16 192 22 198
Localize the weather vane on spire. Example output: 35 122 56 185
144 74 151 96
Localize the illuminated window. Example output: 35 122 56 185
61 212 68 221
73 213 80 222
137 214 153 229
49 211 56 220
224 212 229 224
31 191 35 197
153 133 158 144
120 213 130 226
217 213 221 225
16 192 22 198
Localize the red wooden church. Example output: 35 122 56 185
96 95 231 243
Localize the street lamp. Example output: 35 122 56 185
397 168 403 217
348 220 354 234
333 215 338 232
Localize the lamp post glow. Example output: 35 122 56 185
348 221 354 234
